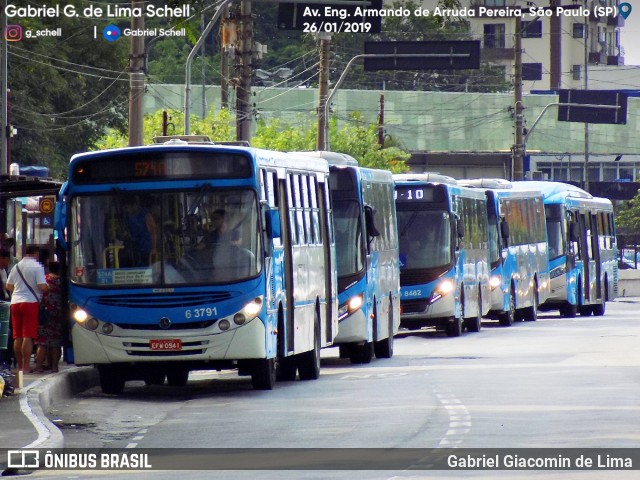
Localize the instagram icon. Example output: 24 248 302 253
4 25 23 41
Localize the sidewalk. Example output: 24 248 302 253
0 363 99 472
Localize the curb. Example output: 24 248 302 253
22 366 100 448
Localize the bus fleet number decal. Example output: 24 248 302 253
185 307 217 319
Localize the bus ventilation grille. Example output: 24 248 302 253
94 292 233 308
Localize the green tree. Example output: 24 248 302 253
95 109 235 149
252 113 409 172
8 0 130 179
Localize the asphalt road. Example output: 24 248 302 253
32 299 640 479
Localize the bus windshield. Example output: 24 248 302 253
397 209 452 269
69 189 261 286
333 199 364 277
545 205 565 260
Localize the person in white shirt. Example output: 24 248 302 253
6 245 49 373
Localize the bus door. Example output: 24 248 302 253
590 212 602 302
577 212 591 303
317 178 334 343
279 177 295 354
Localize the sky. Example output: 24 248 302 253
621 9 640 65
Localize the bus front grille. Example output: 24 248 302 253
115 320 216 331
400 266 448 286
401 299 429 314
95 292 233 308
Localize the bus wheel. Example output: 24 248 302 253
374 304 394 359
166 368 189 387
298 324 321 380
499 288 516 326
560 303 577 318
98 365 125 395
276 355 297 381
446 317 462 337
523 287 538 322
349 342 374 364
591 301 606 316
251 358 276 390
579 305 593 316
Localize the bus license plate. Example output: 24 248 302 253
149 339 182 351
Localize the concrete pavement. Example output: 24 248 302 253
0 364 99 473
1 296 639 474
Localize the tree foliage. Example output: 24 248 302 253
8 0 129 178
95 109 409 172
251 113 409 172
95 109 235 149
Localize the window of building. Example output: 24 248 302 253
521 20 542 38
573 23 584 38
572 65 581 81
523 63 543 81
484 0 506 6
484 24 506 48
619 165 634 181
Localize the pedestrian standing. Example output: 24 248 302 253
0 248 13 366
34 261 64 373
5 245 49 373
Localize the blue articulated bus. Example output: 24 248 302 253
55 139 338 393
393 174 490 337
293 151 400 363
515 181 617 317
461 179 550 325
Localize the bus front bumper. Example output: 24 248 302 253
334 309 369 343
71 318 268 364
400 293 455 326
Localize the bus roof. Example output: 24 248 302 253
289 151 359 167
393 172 457 185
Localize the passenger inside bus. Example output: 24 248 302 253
120 196 158 267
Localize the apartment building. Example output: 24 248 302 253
401 0 628 91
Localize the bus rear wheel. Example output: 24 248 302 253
560 303 577 318
591 301 606 316
297 325 321 380
98 365 125 395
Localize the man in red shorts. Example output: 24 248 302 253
6 245 49 373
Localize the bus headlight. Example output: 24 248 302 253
431 279 454 303
243 297 263 318
86 318 99 331
348 295 364 312
338 294 364 321
73 308 89 323
489 275 501 290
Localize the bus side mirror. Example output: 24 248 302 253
569 222 579 243
500 219 509 240
364 205 380 238
54 184 68 250
267 209 281 240
456 218 465 239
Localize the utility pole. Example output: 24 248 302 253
583 9 590 192
513 15 524 181
128 0 145 146
236 0 253 142
1 0 8 174
378 94 385 146
220 5 231 110
316 33 331 151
